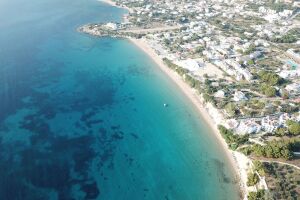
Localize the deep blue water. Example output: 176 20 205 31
0 0 239 199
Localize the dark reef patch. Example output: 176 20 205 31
110 125 120 130
0 73 127 200
0 123 102 199
127 64 150 76
86 119 103 128
80 110 97 122
81 182 100 200
212 159 232 184
111 131 124 140
130 133 139 139
19 113 52 137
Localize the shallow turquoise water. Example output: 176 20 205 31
0 0 239 199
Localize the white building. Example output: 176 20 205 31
224 119 239 129
279 113 294 127
214 90 226 98
236 119 261 134
226 59 253 81
261 116 280 133
175 59 202 72
279 70 300 79
104 22 118 30
233 91 248 101
285 83 300 94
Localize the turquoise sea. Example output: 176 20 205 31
0 0 239 199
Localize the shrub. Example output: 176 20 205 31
218 125 249 148
260 84 276 97
251 140 294 160
247 172 259 186
286 120 300 136
248 190 266 200
271 34 297 43
258 70 282 86
253 160 265 176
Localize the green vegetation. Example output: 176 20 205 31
267 2 292 12
247 59 255 65
253 160 266 176
189 33 200 42
247 190 266 200
114 3 299 199
203 93 214 103
280 103 299 113
256 57 283 71
163 58 189 76
217 125 249 150
271 34 297 44
184 74 201 89
258 70 282 86
239 99 268 117
246 140 294 160
286 28 300 37
225 102 238 117
200 79 218 105
271 29 299 44
274 121 300 136
260 83 276 97
250 99 265 110
163 58 218 107
263 162 300 199
162 58 221 108
194 46 205 54
204 79 217 94
286 120 300 136
247 172 259 186
243 44 256 55
257 70 284 97
274 127 288 136
163 38 171 45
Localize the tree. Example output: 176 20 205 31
163 38 170 45
253 161 265 176
274 127 288 136
265 87 276 97
247 172 259 186
258 70 282 86
225 102 238 117
204 78 212 85
271 33 297 43
286 120 300 135
247 59 254 65
243 44 256 55
190 33 200 41
217 125 249 149
274 100 281 106
248 190 266 200
251 140 294 160
203 93 214 103
260 84 276 97
195 46 204 54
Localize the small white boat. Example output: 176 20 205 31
164 103 168 107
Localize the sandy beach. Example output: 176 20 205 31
96 0 248 197
129 38 247 197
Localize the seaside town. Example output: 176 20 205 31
79 0 300 199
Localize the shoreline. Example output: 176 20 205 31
94 0 248 198
98 0 132 12
129 37 247 198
